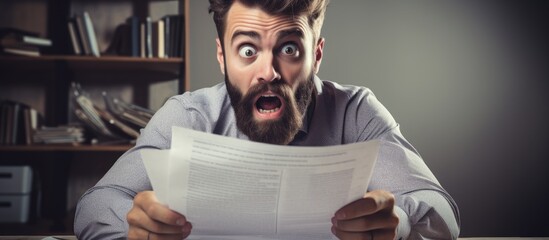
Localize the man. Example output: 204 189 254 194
75 0 460 239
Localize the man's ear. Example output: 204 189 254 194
216 38 225 75
313 37 325 74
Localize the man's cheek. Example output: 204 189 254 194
227 75 248 96
280 68 306 89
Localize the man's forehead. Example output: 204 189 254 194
225 1 311 41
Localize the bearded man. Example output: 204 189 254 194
75 0 460 239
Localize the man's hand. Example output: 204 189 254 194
331 190 399 240
127 191 192 240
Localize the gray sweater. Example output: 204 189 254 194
74 77 460 239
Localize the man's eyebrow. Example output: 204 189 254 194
277 29 304 39
231 30 260 44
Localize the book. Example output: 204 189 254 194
0 100 37 145
151 20 165 58
0 102 8 145
106 16 165 58
33 125 85 144
73 108 103 137
75 15 91 55
83 11 101 57
102 91 154 129
0 27 52 47
140 22 145 58
175 15 184 57
23 108 41 145
1 46 40 57
69 83 138 143
127 16 139 57
145 17 153 58
94 106 140 139
75 95 112 137
68 19 83 55
162 15 184 57
5 103 13 144
11 102 20 144
162 15 171 58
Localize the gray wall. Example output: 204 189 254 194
190 1 549 236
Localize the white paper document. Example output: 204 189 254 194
141 126 381 239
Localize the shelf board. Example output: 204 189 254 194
0 55 183 79
60 55 182 63
0 55 182 62
65 56 183 76
0 144 133 152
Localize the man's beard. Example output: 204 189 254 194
226 74 315 145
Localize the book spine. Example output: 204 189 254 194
163 16 170 58
127 16 139 57
68 19 82 55
145 17 152 58
140 23 145 58
177 15 185 57
0 103 6 145
83 11 101 57
169 16 176 57
2 47 40 57
75 15 91 55
11 103 19 145
157 20 165 58
23 108 32 145
21 36 52 46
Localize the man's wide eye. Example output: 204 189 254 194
280 43 299 56
238 45 257 58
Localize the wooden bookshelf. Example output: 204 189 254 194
0 144 133 152
0 0 189 234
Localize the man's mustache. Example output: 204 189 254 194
241 80 293 104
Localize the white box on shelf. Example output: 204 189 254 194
0 195 30 223
0 166 32 223
0 166 32 194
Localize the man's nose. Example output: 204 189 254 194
257 53 281 82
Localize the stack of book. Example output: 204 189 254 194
0 28 52 57
67 11 101 57
103 91 154 129
0 100 43 145
70 83 154 144
106 14 185 58
33 125 85 144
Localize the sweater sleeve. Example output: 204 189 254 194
344 85 460 239
370 139 460 239
74 95 209 239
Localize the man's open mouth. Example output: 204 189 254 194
254 92 285 119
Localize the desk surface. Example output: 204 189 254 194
0 237 75 240
1 237 547 240
459 239 549 240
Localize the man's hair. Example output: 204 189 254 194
209 0 329 44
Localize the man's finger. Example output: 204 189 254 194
148 231 186 240
331 226 373 240
332 209 398 232
127 226 149 240
127 206 186 234
335 190 394 220
181 222 193 239
331 228 396 240
372 229 398 240
135 191 188 226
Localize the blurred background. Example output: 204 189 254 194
188 1 549 237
